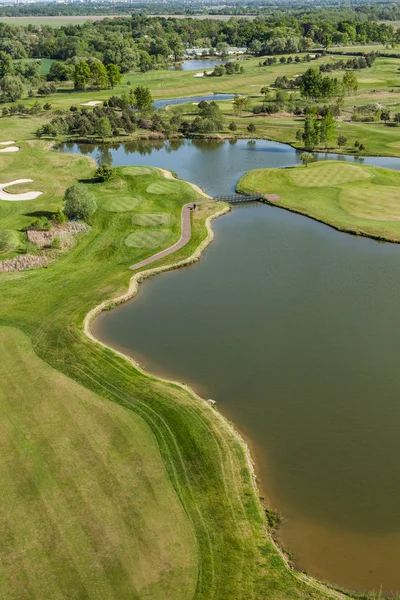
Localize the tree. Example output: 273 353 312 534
337 135 347 147
301 153 314 167
94 164 113 182
0 51 13 78
106 64 122 89
247 123 256 134
381 109 390 122
133 86 153 111
168 33 184 62
394 113 400 124
0 75 24 102
260 86 270 101
96 116 112 140
64 184 97 222
342 71 358 95
228 122 237 131
74 61 90 91
319 110 337 145
90 62 109 89
302 109 320 149
232 95 248 116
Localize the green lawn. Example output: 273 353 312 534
237 160 400 241
0 326 197 600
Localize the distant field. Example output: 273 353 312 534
0 15 128 26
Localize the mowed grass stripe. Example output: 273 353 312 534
0 327 197 600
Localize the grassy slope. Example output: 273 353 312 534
0 326 197 600
237 160 400 242
0 142 347 599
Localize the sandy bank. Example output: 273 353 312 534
0 179 42 201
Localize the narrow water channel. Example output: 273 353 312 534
59 138 400 595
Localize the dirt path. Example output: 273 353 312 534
130 200 212 271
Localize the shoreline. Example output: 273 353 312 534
82 166 349 600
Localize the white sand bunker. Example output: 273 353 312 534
0 179 42 201
80 101 102 106
0 146 19 153
0 140 19 153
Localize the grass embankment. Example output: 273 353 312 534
0 142 347 599
238 160 400 242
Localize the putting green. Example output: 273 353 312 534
0 229 19 254
340 185 400 221
147 181 182 195
289 163 370 187
124 229 171 248
131 213 173 227
103 197 140 212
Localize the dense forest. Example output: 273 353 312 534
0 12 397 73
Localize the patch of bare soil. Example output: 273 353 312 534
27 222 89 248
264 194 281 202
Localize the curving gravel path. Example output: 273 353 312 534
130 200 212 271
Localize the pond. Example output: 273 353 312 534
169 59 227 71
58 137 400 595
153 94 236 109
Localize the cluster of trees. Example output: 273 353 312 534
2 100 51 117
297 107 337 149
0 52 43 102
72 60 122 90
0 11 397 81
300 67 359 100
319 53 376 73
209 61 243 77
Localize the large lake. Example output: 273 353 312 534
59 138 400 595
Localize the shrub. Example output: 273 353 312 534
64 184 97 222
52 236 62 249
337 135 347 148
94 164 114 182
32 216 52 231
228 122 237 131
247 123 256 133
53 211 67 224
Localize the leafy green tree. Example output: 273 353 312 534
228 121 237 131
319 110 337 145
337 135 347 147
167 33 184 62
232 95 249 116
247 123 256 134
0 75 24 102
381 109 390 122
301 152 314 167
94 164 114 182
302 108 320 149
133 86 153 111
64 184 97 222
48 61 74 82
260 86 270 101
74 61 90 91
0 51 13 78
342 71 358 95
95 116 112 140
106 64 122 89
90 62 109 89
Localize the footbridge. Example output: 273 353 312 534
213 193 264 204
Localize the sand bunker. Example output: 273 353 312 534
0 179 42 201
0 140 19 153
80 101 102 106
0 146 19 153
